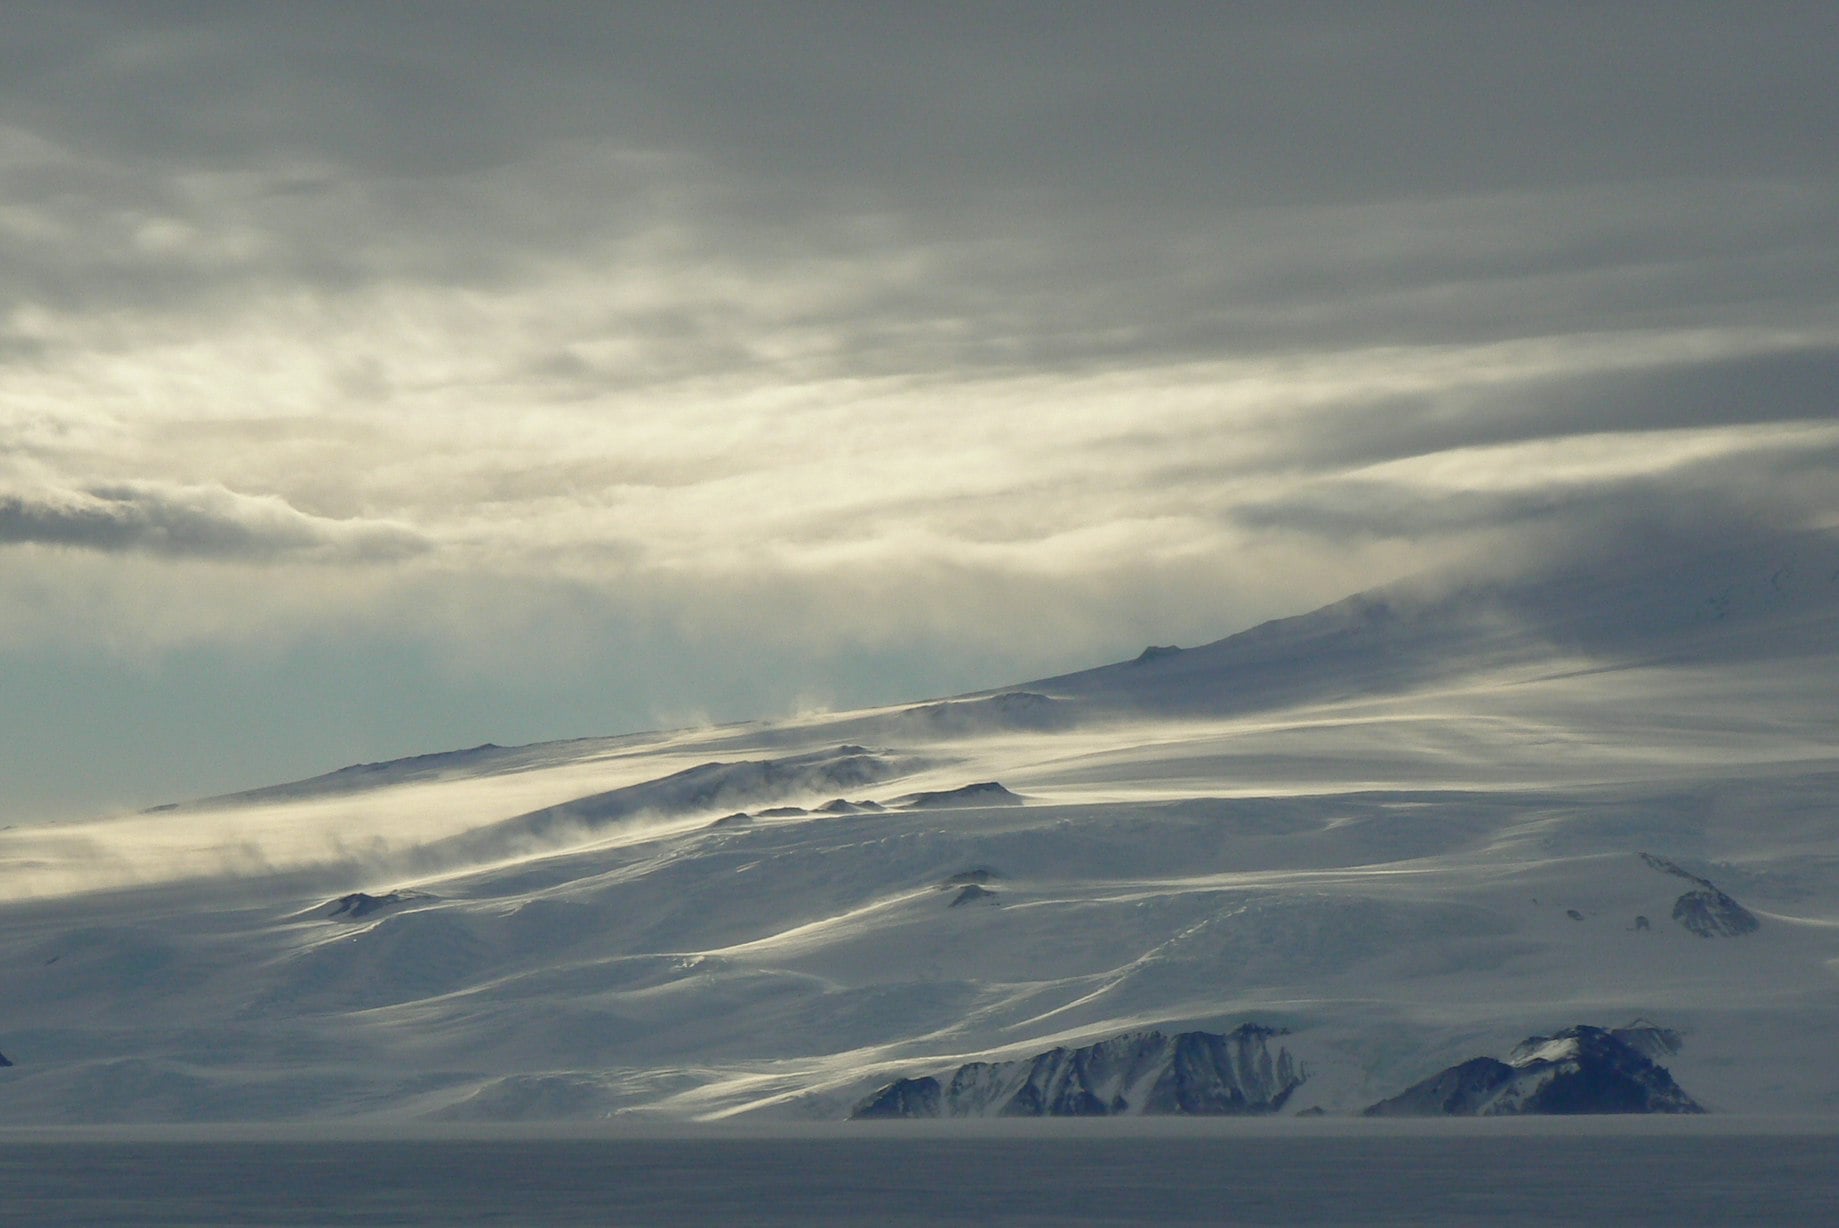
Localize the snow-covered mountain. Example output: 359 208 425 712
2 530 1836 1122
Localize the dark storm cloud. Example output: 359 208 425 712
1112 344 1839 500
4 3 1836 378
1227 426 1839 551
0 481 430 562
17 4 1836 192
1302 345 1839 469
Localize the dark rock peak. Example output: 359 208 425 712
0 1049 11 1067
707 812 751 828
500 746 906 848
855 1076 942 1119
939 868 1000 888
853 1024 1302 1120
816 798 870 813
1364 1024 1702 1117
898 782 1024 810
948 884 998 908
1640 853 1759 937
1133 645 1183 665
1640 852 1704 884
756 806 808 817
325 889 432 922
1672 888 1760 938
1366 1055 1517 1118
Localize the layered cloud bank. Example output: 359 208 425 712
2 5 1836 819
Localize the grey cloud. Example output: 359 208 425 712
1232 482 1572 542
1227 433 1839 550
3 4 1836 385
0 481 431 563
1119 345 1839 496
1304 346 1839 470
10 5 1835 195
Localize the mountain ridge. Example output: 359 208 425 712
3 529 1836 1122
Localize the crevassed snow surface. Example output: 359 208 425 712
2 532 1837 1123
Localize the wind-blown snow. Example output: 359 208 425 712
2 531 1837 1122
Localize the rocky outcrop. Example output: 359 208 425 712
897 782 1024 810
816 798 885 814
1641 854 1760 937
940 868 1002 907
324 889 432 922
947 884 998 908
853 1025 1303 1119
1364 1024 1703 1116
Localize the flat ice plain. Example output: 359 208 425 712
5 1122 1838 1227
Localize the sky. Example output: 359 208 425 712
3 2 1837 824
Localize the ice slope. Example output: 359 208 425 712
1 531 1836 1122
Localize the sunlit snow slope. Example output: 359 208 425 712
3 531 1837 1122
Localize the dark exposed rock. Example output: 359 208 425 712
1640 853 1760 937
1368 1055 1519 1117
1363 1024 1702 1117
897 782 1024 810
707 812 751 829
939 868 999 888
948 884 998 908
325 890 432 922
481 747 905 852
0 1049 11 1067
1672 888 1760 938
853 1025 1303 1119
816 798 884 814
756 806 808 817
1133 645 1183 664
852 1076 941 1119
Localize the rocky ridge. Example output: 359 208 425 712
853 1025 1303 1118
1363 1024 1703 1116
